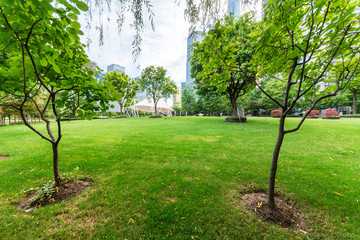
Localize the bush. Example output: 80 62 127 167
112 115 128 119
271 110 282 118
149 114 162 118
324 108 338 117
305 110 320 116
92 116 100 119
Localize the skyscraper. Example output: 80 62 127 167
186 30 204 86
228 0 241 18
185 1 241 87
107 64 125 74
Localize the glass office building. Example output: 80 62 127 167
107 64 125 74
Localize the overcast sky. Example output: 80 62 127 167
78 1 261 86
79 0 191 85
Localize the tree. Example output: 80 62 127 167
0 0 112 186
103 72 139 115
252 0 360 208
139 66 177 115
181 86 197 115
191 14 256 116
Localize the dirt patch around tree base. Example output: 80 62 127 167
241 192 306 231
16 178 92 210
0 155 9 160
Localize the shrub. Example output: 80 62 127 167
30 180 55 206
324 108 338 117
149 114 162 118
92 116 100 119
271 110 282 118
305 110 320 116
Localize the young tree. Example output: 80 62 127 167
139 66 177 115
253 0 360 208
103 72 139 115
181 86 197 115
0 1 112 186
191 14 257 116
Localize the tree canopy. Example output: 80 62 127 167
191 14 257 116
103 72 139 115
253 0 360 208
0 0 112 186
139 66 176 115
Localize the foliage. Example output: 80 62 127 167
305 110 320 117
103 72 139 114
253 0 360 208
324 108 339 117
139 66 176 114
30 180 55 206
149 114 162 118
191 14 257 116
0 0 113 186
181 86 197 115
270 110 282 118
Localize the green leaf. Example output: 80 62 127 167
53 64 61 73
40 58 47 67
70 21 81 30
47 57 55 65
66 27 78 36
68 13 78 20
76 1 88 11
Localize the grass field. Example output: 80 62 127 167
0 117 359 239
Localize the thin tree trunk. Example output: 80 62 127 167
268 116 286 209
119 102 123 115
52 142 61 187
352 89 357 114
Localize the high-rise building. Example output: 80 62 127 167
186 31 204 86
173 86 182 107
185 1 241 87
107 64 125 74
228 0 241 18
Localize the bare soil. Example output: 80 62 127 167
17 178 92 210
0 155 9 160
241 192 306 230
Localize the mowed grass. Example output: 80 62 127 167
0 117 359 239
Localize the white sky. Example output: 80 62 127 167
78 0 261 86
79 0 191 85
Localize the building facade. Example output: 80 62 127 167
186 30 204 86
228 0 241 18
107 64 125 74
173 86 182 107
185 1 241 87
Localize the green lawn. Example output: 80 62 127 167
0 117 359 239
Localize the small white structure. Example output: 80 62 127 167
129 98 173 115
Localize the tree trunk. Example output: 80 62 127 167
352 89 357 114
72 109 77 118
52 142 61 187
268 116 286 209
230 97 238 116
119 102 123 115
